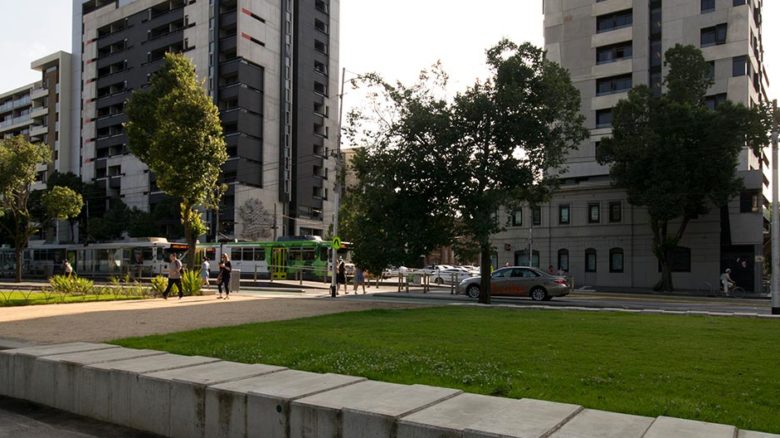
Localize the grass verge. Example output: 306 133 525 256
113 306 780 433
0 291 145 307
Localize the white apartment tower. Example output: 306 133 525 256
492 0 770 291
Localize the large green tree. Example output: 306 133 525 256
597 45 770 291
125 52 227 267
348 40 587 303
41 185 84 241
0 136 51 281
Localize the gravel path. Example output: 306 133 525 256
0 295 418 344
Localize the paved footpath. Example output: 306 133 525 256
0 293 419 344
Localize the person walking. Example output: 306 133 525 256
163 253 183 300
353 266 366 294
217 253 232 299
201 258 210 289
63 260 73 278
337 258 347 295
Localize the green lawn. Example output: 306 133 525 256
113 307 780 433
0 291 145 307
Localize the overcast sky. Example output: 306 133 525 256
0 1 776 101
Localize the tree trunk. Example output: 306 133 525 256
14 246 22 283
656 251 674 292
478 242 492 304
182 205 196 270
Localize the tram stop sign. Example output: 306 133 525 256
331 237 342 250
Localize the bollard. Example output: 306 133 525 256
299 269 303 286
254 265 258 286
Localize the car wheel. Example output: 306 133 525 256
530 287 547 301
435 277 444 285
466 285 480 299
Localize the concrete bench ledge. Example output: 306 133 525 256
0 342 778 438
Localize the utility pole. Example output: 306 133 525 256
772 99 779 315
330 67 347 298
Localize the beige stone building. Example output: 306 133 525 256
491 0 770 291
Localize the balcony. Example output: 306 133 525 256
30 125 48 137
31 87 49 100
30 106 48 119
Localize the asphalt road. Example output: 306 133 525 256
322 288 776 315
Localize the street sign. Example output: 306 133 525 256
331 237 342 250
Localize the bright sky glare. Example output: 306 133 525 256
0 1 776 102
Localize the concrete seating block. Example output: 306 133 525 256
643 416 737 438
135 361 285 438
1 342 117 400
80 353 221 423
35 347 165 412
291 381 461 438
549 409 654 437
398 393 581 438
206 370 364 438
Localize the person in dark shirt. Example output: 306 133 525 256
217 253 232 300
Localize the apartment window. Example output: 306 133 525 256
314 60 327 75
596 42 632 64
596 109 613 128
701 24 728 47
559 205 570 225
585 249 597 273
314 81 327 95
740 190 760 213
609 201 622 223
509 209 522 226
588 203 600 224
705 93 727 110
314 39 327 54
701 0 715 12
557 249 569 272
596 74 632 95
597 10 633 33
314 18 328 34
733 0 746 5
609 248 624 273
732 56 747 76
532 206 541 226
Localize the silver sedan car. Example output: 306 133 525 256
456 266 571 301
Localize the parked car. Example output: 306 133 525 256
384 266 408 278
456 266 570 301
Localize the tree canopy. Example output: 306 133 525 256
125 52 227 267
0 135 51 281
597 44 770 291
346 40 588 302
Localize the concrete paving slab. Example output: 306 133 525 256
135 360 285 438
739 430 780 438
397 393 581 438
1 343 117 400
290 381 461 438
80 353 220 423
643 416 737 438
206 370 364 438
35 347 165 412
548 409 654 437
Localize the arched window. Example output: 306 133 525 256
609 248 624 273
585 248 597 272
557 249 569 272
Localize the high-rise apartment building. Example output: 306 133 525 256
72 0 340 240
492 0 769 291
0 51 76 242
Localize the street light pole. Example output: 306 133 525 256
771 99 779 315
330 67 347 298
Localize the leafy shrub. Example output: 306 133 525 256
181 270 202 296
49 275 94 295
150 275 167 296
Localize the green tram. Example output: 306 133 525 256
197 237 351 281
